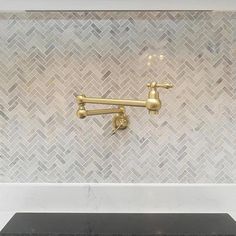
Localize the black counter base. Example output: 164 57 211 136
1 213 236 236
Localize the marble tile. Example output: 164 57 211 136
0 12 235 183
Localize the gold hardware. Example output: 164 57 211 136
76 82 173 132
112 107 129 134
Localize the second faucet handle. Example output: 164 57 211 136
147 82 173 89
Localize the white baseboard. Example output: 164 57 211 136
0 184 236 230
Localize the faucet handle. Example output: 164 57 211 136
147 82 173 89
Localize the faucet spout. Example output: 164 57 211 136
146 82 173 114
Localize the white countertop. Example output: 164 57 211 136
1 184 236 231
0 212 14 231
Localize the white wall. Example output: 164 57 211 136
0 0 236 11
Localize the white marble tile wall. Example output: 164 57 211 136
0 11 236 183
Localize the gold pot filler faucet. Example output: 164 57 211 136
76 82 173 134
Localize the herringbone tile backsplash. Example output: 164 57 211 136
0 11 236 183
